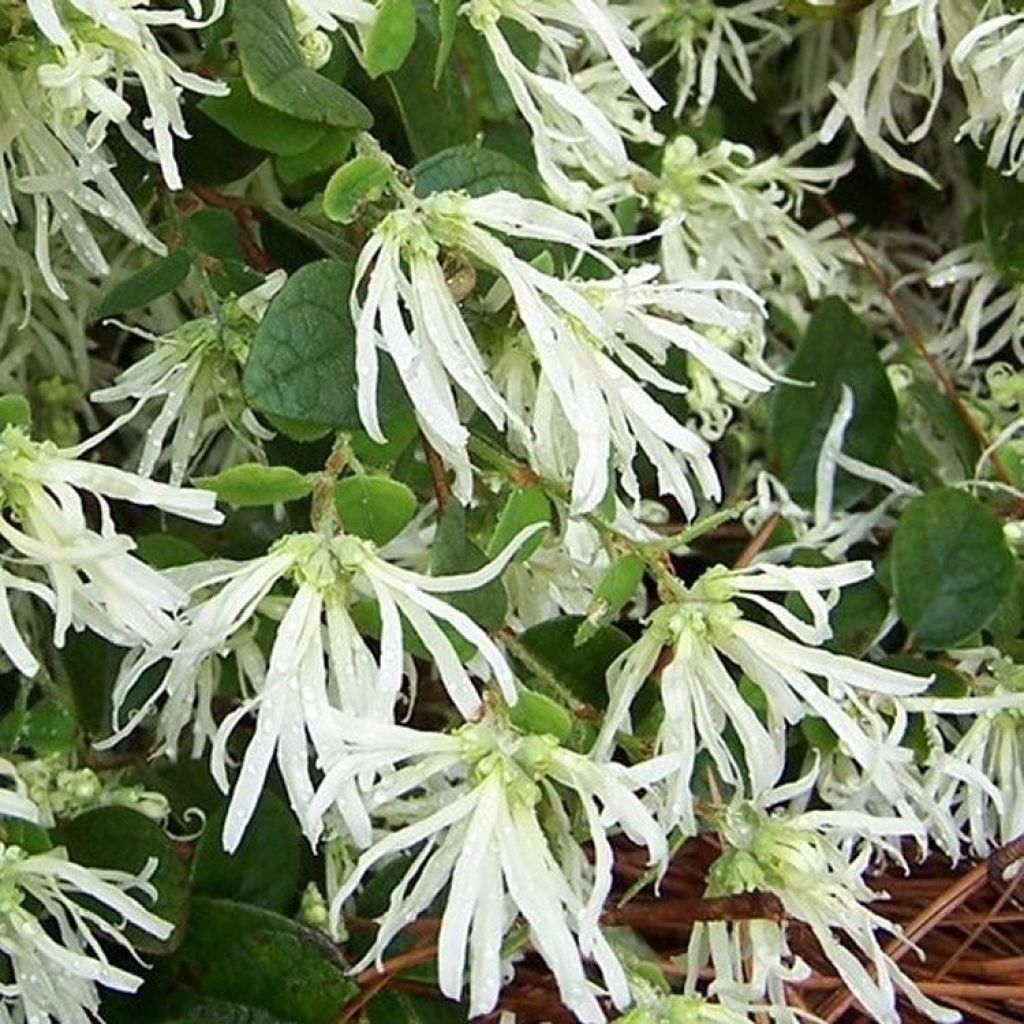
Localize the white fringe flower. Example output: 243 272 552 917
109 526 539 850
627 0 786 119
354 189 767 514
0 840 172 1024
464 0 663 205
0 421 222 670
92 273 284 484
593 561 931 831
313 712 672 1023
684 800 958 1024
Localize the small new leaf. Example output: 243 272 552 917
195 464 315 508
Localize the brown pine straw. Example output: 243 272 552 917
332 832 1024 1023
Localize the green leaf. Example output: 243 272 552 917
767 297 897 506
385 5 475 160
0 394 31 431
800 716 839 754
234 0 373 129
413 145 544 199
364 0 417 77
57 808 190 954
186 208 247 262
367 989 469 1023
517 617 633 709
166 898 356 1023
880 655 969 697
136 533 208 568
431 502 507 629
200 78 326 156
95 250 190 318
62 632 119 734
322 155 391 223
982 167 1024 283
195 464 315 508
892 488 1015 648
509 687 573 742
575 554 646 647
275 130 355 186
243 259 410 432
21 700 76 755
433 0 459 86
486 486 550 561
335 475 417 545
192 792 301 913
159 997 291 1024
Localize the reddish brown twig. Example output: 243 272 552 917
188 184 277 274
421 432 452 509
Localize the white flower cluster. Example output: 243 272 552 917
0 757 173 1024
1 0 1023 1023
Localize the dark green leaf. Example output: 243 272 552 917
575 555 646 647
136 533 208 568
892 488 1015 648
95 250 190 318
195 464 315 508
431 502 508 629
982 167 1024 282
166 898 356 1023
433 0 459 86
243 259 410 432
509 687 573 742
0 395 31 431
767 297 897 506
275 130 355 186
186 208 247 262
57 808 190 954
364 0 417 77
335 475 417 545
200 79 326 156
192 792 301 913
414 145 544 199
386 5 474 159
234 0 373 128
517 617 633 709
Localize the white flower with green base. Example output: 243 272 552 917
685 801 959 1024
0 841 171 1024
0 422 222 670
594 562 931 831
356 188 766 515
314 711 673 1024
108 525 542 851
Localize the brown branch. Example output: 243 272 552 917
733 512 780 569
602 891 785 930
421 432 452 509
331 942 440 1024
188 183 277 274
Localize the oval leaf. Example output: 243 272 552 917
195 464 315 508
768 297 897 507
487 486 550 561
95 249 190 318
335 475 417 545
234 0 373 129
57 807 190 954
892 488 1014 648
243 259 410 433
363 0 417 78
322 155 390 224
